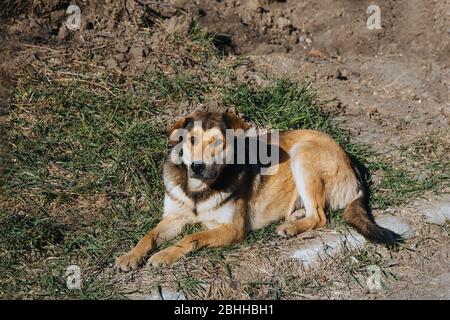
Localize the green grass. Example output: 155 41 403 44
2 22 448 299
369 133 449 208
2 75 168 298
222 79 367 160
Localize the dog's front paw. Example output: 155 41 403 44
115 251 144 272
148 248 183 267
276 222 299 238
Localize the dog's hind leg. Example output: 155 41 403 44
115 215 188 272
276 151 327 237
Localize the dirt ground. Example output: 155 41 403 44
193 0 450 151
0 0 449 299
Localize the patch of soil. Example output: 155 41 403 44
192 0 449 152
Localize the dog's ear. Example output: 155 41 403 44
167 117 192 145
223 112 249 131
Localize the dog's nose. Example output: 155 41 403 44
191 162 206 175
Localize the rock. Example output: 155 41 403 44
419 198 450 225
149 287 186 300
119 62 128 70
375 215 415 239
308 47 326 59
117 44 129 54
93 54 103 63
104 58 118 69
367 107 379 118
246 0 263 11
235 65 249 82
163 13 194 34
125 0 137 13
276 16 292 30
115 53 126 62
129 46 147 61
249 72 270 87
130 287 186 300
48 57 61 67
291 231 366 268
336 69 349 80
291 215 414 268
139 0 178 17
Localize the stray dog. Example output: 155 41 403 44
115 111 400 271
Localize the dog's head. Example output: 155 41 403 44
167 111 249 181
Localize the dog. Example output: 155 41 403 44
115 111 400 271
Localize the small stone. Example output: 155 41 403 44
163 13 194 34
308 47 326 59
125 0 136 13
117 44 129 53
246 0 265 11
291 214 414 268
235 65 248 81
375 215 415 239
119 62 128 70
115 53 125 62
367 107 379 118
336 69 349 80
129 46 146 61
130 287 186 300
93 54 103 63
249 73 270 87
104 58 118 69
420 198 450 225
48 57 61 67
291 231 366 268
276 16 292 30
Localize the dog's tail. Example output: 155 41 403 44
343 160 402 245
343 191 402 245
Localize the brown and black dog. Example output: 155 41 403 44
115 111 400 271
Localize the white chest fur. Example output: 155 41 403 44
196 199 235 229
163 189 235 229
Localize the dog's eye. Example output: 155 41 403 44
214 139 223 147
190 136 196 144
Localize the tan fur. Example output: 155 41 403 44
115 112 397 271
